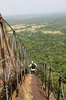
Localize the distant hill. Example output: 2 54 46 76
4 13 66 25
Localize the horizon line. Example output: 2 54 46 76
2 12 66 17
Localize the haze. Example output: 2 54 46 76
0 0 66 16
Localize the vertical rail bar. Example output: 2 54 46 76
0 19 9 100
19 46 22 84
45 63 47 92
9 83 12 100
1 48 9 100
43 63 44 83
57 77 61 100
13 33 19 97
11 85 12 100
47 68 52 100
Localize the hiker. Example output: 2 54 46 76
29 61 37 74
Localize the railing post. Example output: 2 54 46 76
19 50 22 85
45 63 47 92
20 68 22 85
13 32 19 97
10 84 12 100
1 48 9 100
24 67 25 80
43 63 45 83
0 19 9 100
47 68 52 100
57 77 61 100
14 46 19 97
16 71 19 97
8 82 12 100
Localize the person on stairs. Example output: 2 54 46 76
29 61 37 74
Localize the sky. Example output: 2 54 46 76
0 0 66 16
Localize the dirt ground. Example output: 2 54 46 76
12 74 45 100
